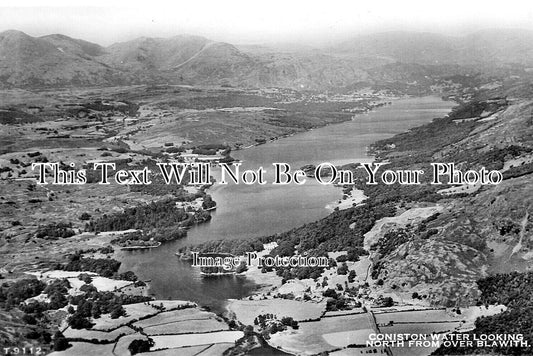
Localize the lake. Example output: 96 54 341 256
118 96 455 313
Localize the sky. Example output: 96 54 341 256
1 0 533 46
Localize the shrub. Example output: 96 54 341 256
79 213 92 221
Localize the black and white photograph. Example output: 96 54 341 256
1 1 533 355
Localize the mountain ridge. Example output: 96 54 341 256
1 29 533 89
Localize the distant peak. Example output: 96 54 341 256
41 33 70 40
0 29 31 38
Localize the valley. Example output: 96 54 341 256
0 27 533 356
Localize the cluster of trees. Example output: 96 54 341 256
202 195 216 210
280 316 299 329
322 288 349 311
79 212 91 221
253 314 299 339
263 202 395 280
67 287 152 329
86 199 188 232
83 100 139 116
274 202 396 257
111 231 156 247
41 279 69 310
62 254 121 278
35 222 76 239
191 147 218 155
129 172 197 197
149 226 188 243
0 264 151 349
118 271 138 282
0 278 46 309
275 264 326 282
68 292 120 329
85 199 212 243
13 273 151 332
336 247 368 263
378 296 394 307
434 271 533 355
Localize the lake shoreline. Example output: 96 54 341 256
116 95 456 316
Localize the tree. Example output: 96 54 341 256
53 331 70 351
381 297 394 307
78 273 93 284
22 313 37 325
128 338 154 355
281 316 299 329
110 305 126 319
68 313 93 329
322 277 329 288
336 255 348 262
91 304 102 319
337 262 348 275
202 195 216 210
118 271 138 282
243 325 254 337
323 289 338 298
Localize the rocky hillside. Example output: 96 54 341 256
365 86 533 307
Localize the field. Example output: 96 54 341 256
133 308 228 335
134 308 213 328
62 325 134 342
48 342 114 356
91 300 194 331
268 313 376 355
137 345 211 356
143 319 228 335
51 301 234 355
66 275 133 292
151 331 244 349
136 342 236 356
227 298 326 326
